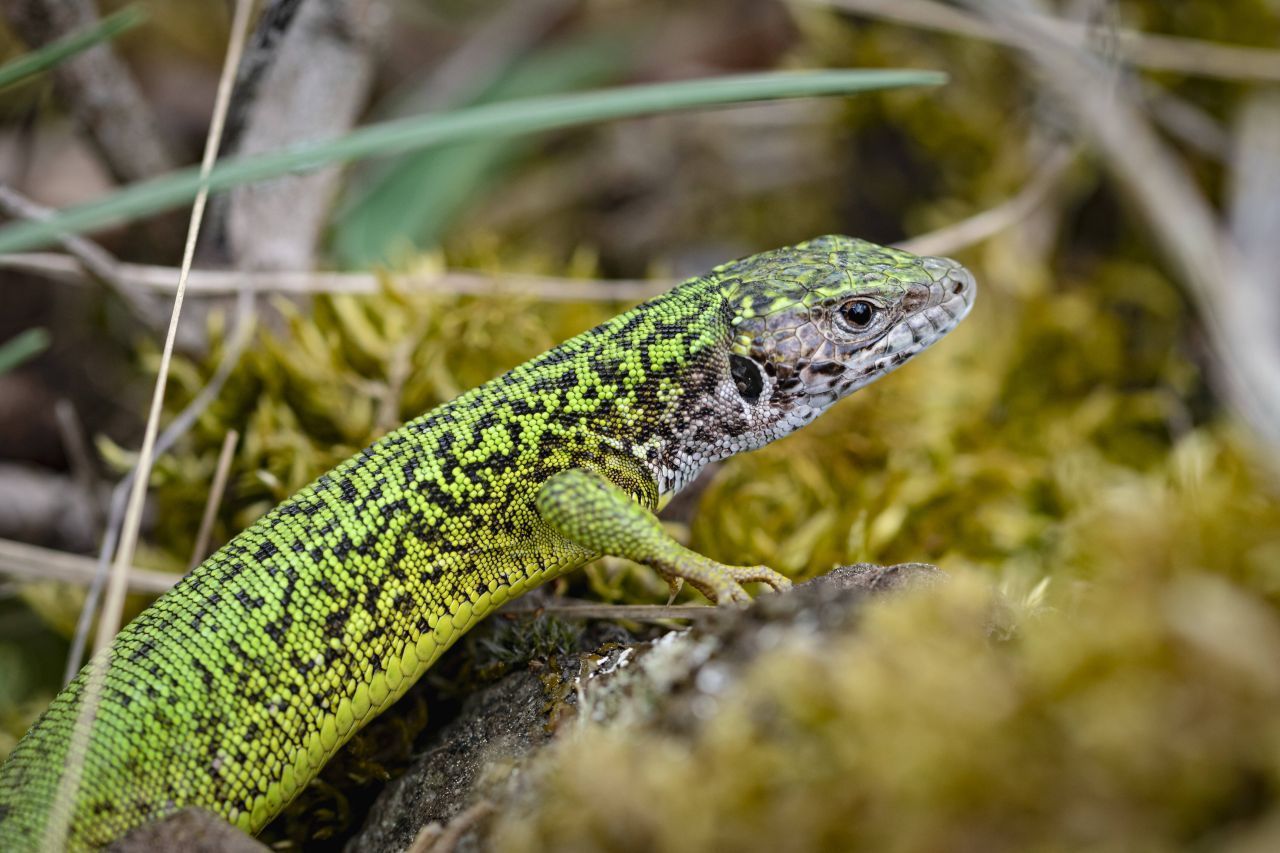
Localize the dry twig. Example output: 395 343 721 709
0 158 1073 304
62 290 256 682
507 601 717 622
53 399 102 541
188 430 240 570
0 536 176 595
0 253 670 301
897 145 1074 258
0 183 162 324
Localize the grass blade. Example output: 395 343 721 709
333 32 630 267
0 327 50 374
0 5 147 91
0 68 945 254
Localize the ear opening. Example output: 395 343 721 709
730 354 764 404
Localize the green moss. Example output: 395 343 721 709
493 559 1280 851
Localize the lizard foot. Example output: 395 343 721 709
658 560 791 607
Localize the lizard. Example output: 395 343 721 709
0 235 975 849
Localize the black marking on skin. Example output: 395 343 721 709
732 353 757 404
194 661 215 689
129 639 157 662
362 586 383 618
809 360 845 377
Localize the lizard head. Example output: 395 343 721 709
715 234 975 442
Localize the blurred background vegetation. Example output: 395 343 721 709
1 0 1279 849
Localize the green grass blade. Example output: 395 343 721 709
0 328 50 375
0 69 945 255
0 5 147 91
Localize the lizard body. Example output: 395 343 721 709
0 236 974 849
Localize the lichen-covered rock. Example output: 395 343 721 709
345 667 554 853
106 808 269 853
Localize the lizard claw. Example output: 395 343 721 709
660 562 787 608
724 565 792 593
664 576 684 605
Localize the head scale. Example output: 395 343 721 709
714 234 975 446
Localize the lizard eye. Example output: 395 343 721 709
730 354 763 404
840 300 878 329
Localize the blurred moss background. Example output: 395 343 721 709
2 0 1279 849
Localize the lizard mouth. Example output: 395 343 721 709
874 262 975 365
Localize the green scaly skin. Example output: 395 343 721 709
0 236 974 849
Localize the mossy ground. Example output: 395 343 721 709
3 1 1279 848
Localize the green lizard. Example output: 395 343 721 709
0 235 974 849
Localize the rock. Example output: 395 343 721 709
347 563 946 851
106 807 269 853
345 666 557 853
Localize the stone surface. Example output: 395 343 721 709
347 563 946 851
106 807 269 853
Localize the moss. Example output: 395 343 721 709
493 561 1280 852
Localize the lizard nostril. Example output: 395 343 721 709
951 277 965 295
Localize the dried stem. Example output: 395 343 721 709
188 429 240 570
957 0 1280 460
897 145 1074 258
0 158 1071 304
47 1 255 845
0 183 161 324
0 536 175 594
53 399 102 541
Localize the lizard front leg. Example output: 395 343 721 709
536 468 791 606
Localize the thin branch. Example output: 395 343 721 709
0 155 1072 303
49 1 255 846
0 183 161 324
803 0 1280 83
91 0 250 657
188 429 239 570
53 399 102 541
506 602 718 622
0 253 670 302
0 536 176 594
957 0 1280 460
